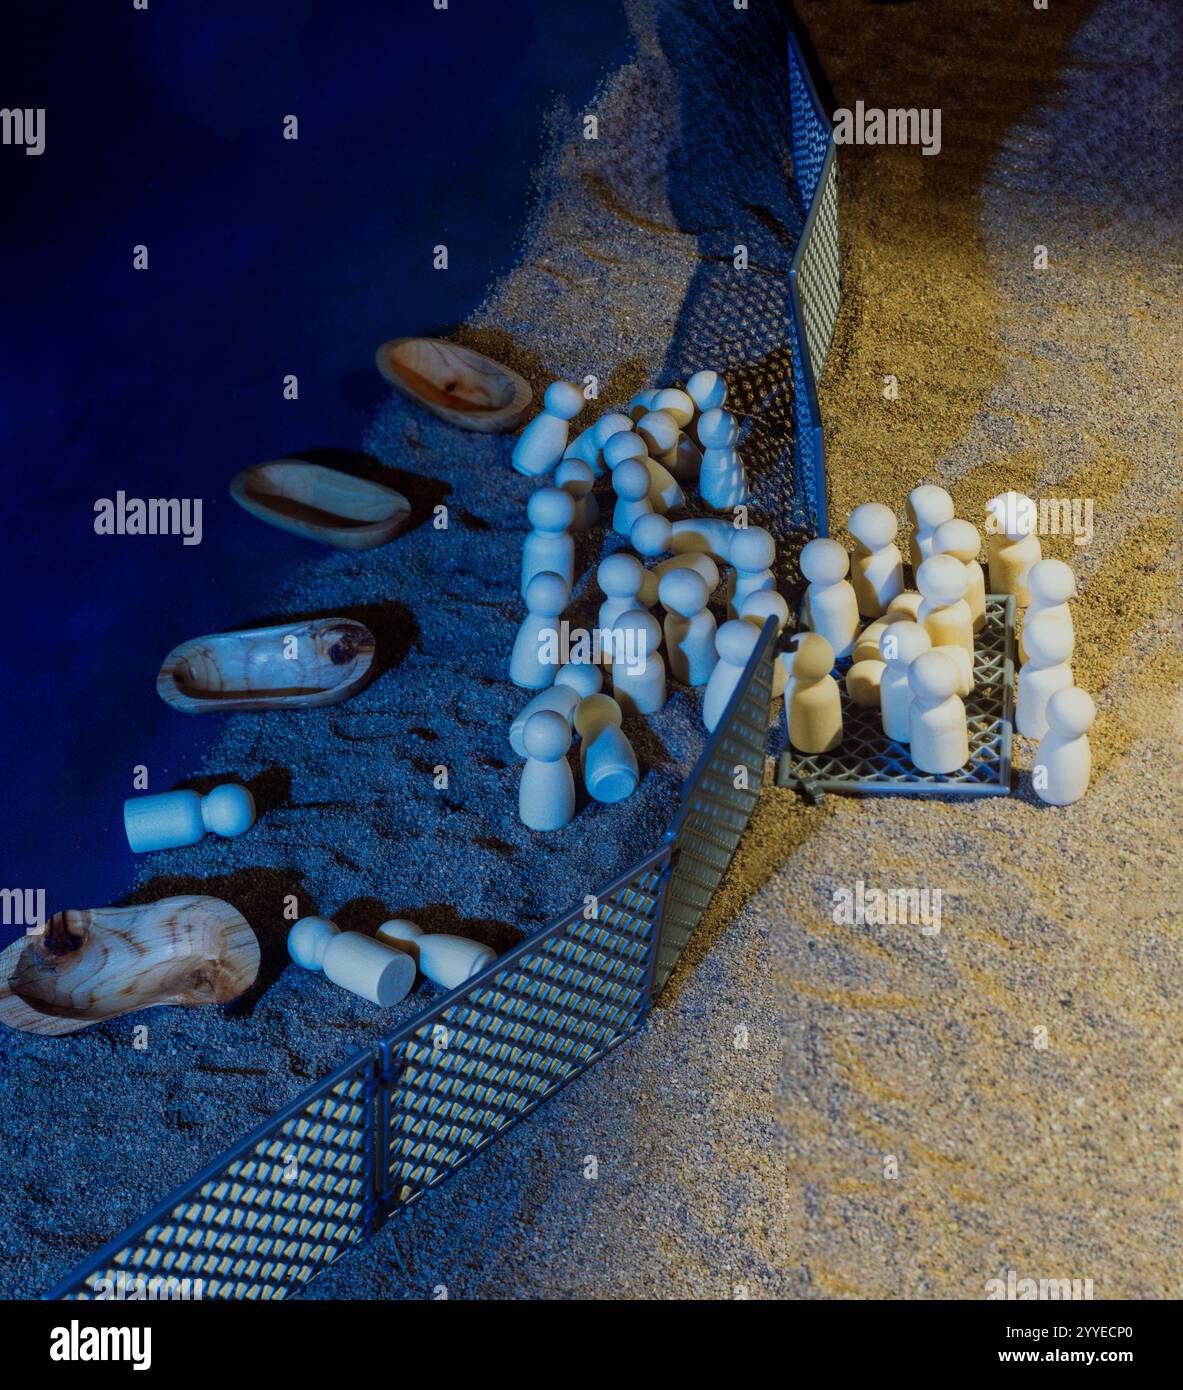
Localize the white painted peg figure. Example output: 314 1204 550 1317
907 484 955 573
659 568 717 686
598 552 650 633
1020 557 1076 662
375 920 496 989
1017 612 1075 740
740 589 790 699
510 570 568 689
685 369 727 447
933 517 987 633
907 651 969 774
573 693 639 803
878 620 932 743
800 537 859 660
124 782 256 854
702 619 761 733
554 456 599 530
509 661 602 756
697 408 747 511
519 710 576 830
726 526 776 619
584 411 634 475
610 609 665 715
1032 686 1094 806
604 426 682 513
512 379 584 477
986 491 1042 604
521 486 575 597
917 554 975 662
847 502 904 618
786 632 842 753
611 458 655 535
288 916 415 1007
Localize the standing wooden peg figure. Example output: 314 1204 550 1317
512 380 584 477
847 503 904 618
907 651 969 774
800 537 859 660
786 633 842 754
1017 612 1074 740
906 485 955 574
933 517 987 633
986 491 1042 604
917 554 975 663
1033 686 1094 805
519 710 575 831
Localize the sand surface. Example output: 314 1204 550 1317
4 0 1180 1300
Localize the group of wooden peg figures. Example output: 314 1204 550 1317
788 485 1094 804
505 371 786 831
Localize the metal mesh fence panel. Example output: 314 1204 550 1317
45 1053 376 1301
652 618 778 996
378 848 669 1211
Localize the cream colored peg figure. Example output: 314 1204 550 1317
878 621 932 743
644 397 702 483
906 485 955 573
847 503 904 618
740 589 790 699
604 429 682 514
626 387 660 422
933 517 987 633
886 590 924 623
801 537 859 660
510 571 568 689
563 411 631 477
726 527 776 619
670 515 736 563
597 553 650 632
554 457 599 530
288 917 415 1007
846 620 892 706
611 458 654 535
1017 612 1074 740
509 662 601 758
611 609 665 715
702 619 762 733
519 710 575 831
512 380 584 478
1033 686 1094 806
908 651 969 774
635 409 681 474
574 693 640 803
659 568 717 686
685 369 727 447
650 388 694 428
986 491 1042 604
917 554 975 663
697 408 748 511
631 512 719 605
521 486 575 597
786 633 842 754
375 920 496 989
1020 557 1076 662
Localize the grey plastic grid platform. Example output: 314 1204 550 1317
777 595 1017 797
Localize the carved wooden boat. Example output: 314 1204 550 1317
376 337 532 432
230 460 411 549
0 896 260 1036
157 617 376 713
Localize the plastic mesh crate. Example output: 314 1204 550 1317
777 595 1016 797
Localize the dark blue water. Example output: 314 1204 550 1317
0 0 631 945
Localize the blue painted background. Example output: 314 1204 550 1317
0 0 630 945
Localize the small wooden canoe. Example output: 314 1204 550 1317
231 459 411 549
157 617 376 714
0 896 260 1036
376 337 532 432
